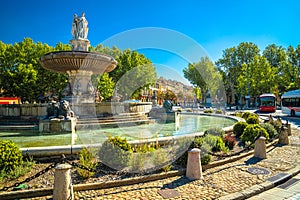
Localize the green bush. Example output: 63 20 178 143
0 140 24 173
98 136 132 170
241 124 269 144
223 135 237 150
270 119 282 134
242 111 252 120
204 109 213 113
204 128 225 137
246 115 260 124
233 122 248 137
77 147 98 179
259 123 278 139
201 154 212 165
203 134 228 152
215 109 223 114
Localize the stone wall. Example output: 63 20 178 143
0 102 152 118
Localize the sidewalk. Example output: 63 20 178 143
248 172 300 200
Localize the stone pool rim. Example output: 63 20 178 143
20 113 242 157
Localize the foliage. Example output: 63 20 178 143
111 49 157 100
233 121 248 137
204 128 225 137
202 134 228 152
259 123 278 139
215 109 223 114
204 109 213 113
201 154 212 165
223 135 237 150
94 73 115 101
0 39 70 102
241 124 269 143
183 57 223 104
246 115 260 124
270 119 283 134
216 42 300 102
241 111 252 120
98 136 132 170
77 147 98 179
0 140 24 173
0 157 35 183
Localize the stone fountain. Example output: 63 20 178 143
40 13 117 105
39 13 117 133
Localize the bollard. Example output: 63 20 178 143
279 126 289 145
186 148 203 180
254 137 266 159
287 124 291 136
53 163 73 200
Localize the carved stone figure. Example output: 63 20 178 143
71 12 89 40
58 100 75 119
46 100 75 120
163 100 173 112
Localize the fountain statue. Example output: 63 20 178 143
39 13 118 132
40 13 117 106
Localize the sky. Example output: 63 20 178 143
1 0 300 84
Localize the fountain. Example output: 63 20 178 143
39 13 118 133
40 13 117 105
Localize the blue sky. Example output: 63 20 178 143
1 0 300 83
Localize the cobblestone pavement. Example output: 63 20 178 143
29 127 300 200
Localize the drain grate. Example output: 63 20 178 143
247 167 270 175
158 188 181 199
266 172 289 184
278 178 300 189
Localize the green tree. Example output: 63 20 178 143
96 73 115 101
0 38 70 102
112 50 157 100
237 55 277 97
183 57 223 104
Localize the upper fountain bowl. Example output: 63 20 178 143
40 51 118 74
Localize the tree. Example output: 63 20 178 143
112 49 157 100
237 55 277 97
96 73 115 101
0 38 70 102
183 57 223 104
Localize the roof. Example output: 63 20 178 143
281 90 300 98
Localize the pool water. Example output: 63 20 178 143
0 114 236 148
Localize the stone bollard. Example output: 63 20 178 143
53 163 73 200
279 126 289 145
254 137 266 159
287 124 291 136
186 148 203 180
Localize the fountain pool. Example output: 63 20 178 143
0 113 237 148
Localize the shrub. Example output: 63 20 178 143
98 136 132 170
233 122 248 137
193 136 204 148
0 140 24 173
77 147 98 179
242 111 252 120
204 128 225 137
223 135 237 150
203 134 228 152
270 119 282 134
204 109 213 113
241 124 269 144
215 109 223 114
259 123 278 139
201 154 212 165
246 115 260 124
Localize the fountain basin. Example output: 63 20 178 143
40 51 117 74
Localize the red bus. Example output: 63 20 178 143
258 94 276 112
0 97 21 104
